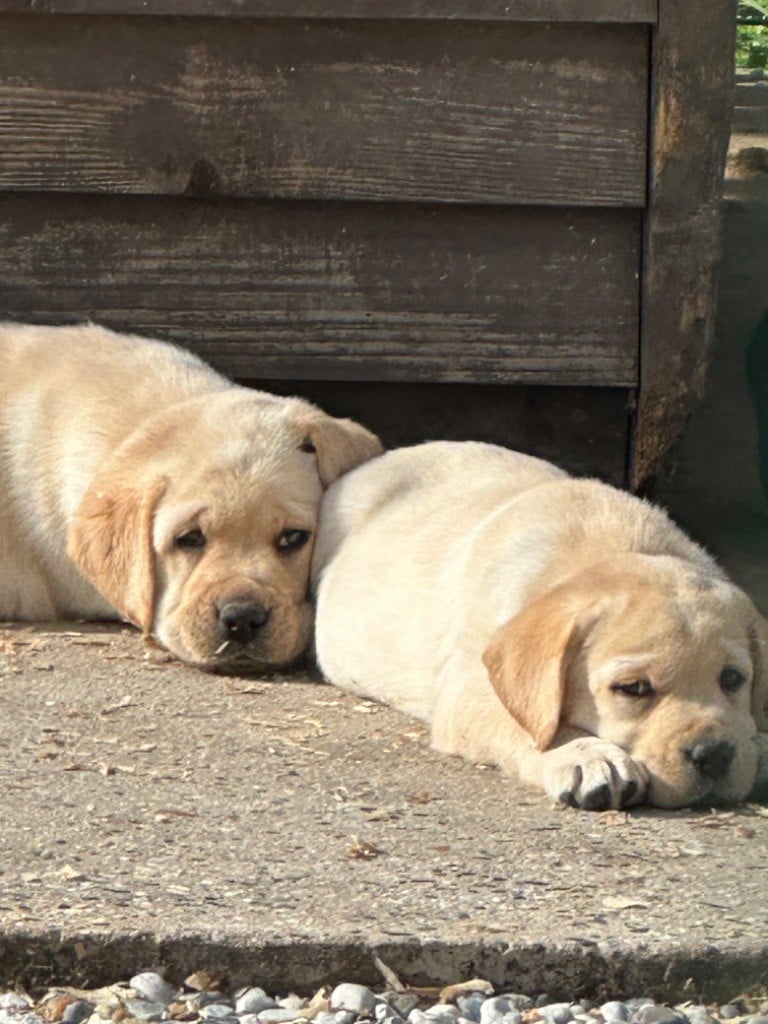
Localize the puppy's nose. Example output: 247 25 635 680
684 738 735 780
218 601 270 645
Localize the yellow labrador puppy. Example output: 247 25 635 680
312 442 768 809
1 322 381 671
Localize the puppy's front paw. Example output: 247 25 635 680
541 738 649 811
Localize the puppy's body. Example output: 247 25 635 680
313 442 768 809
1 323 381 669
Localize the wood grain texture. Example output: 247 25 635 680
632 0 735 486
0 1 658 22
0 16 648 206
0 196 641 386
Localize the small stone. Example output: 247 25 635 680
500 1015 521 1024
277 998 308 1012
312 1016 337 1024
331 987 377 1015
719 1010 740 1022
0 996 34 1013
376 1009 404 1024
130 975 178 1007
625 1005 653 1016
457 997 484 1024
678 1009 714 1024
409 1013 429 1024
503 1001 535 1015
482 999 529 1024
632 1009 684 1024
536 1001 552 1012
61 1005 94 1024
389 998 420 1019
601 1006 629 1023
199 1007 237 1022
123 1002 165 1023
333 1014 358 1024
258 1012 305 1024
539 1006 572 1024
747 1017 768 1024
236 992 277 1016
426 1007 461 1024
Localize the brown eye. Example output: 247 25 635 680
175 528 206 551
611 678 654 698
277 529 311 553
719 666 746 694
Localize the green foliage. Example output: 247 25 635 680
737 24 768 69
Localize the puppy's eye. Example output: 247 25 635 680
611 678 654 698
277 529 311 553
174 528 206 551
719 666 747 694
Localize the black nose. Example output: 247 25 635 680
684 738 736 780
218 601 270 645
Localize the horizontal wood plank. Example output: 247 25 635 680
0 196 640 386
0 17 648 206
0 1 658 22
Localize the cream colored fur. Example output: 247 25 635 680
312 442 768 809
0 322 381 669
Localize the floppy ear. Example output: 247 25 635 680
482 586 591 751
67 477 167 632
749 612 768 730
300 413 383 488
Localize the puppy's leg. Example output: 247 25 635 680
431 664 648 810
523 728 649 811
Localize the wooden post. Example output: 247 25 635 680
632 0 736 487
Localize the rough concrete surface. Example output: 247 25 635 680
3 150 768 1003
1 624 767 1002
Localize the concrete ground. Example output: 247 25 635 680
2 145 768 1003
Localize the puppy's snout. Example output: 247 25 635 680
218 601 270 645
683 738 736 780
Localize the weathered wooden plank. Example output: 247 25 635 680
0 196 641 386
0 17 648 206
632 0 735 486
0 1 658 23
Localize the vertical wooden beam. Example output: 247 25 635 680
632 0 735 487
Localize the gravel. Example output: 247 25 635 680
1 973 767 1024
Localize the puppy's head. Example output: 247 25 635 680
483 554 767 808
67 390 382 670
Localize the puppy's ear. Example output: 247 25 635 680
749 613 768 730
299 412 383 488
482 586 592 751
67 477 167 632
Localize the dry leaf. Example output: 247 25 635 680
440 979 494 1002
346 835 387 860
602 895 649 911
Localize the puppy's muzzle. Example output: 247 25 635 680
683 738 736 781
217 600 271 645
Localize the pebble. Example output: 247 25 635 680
602 1005 630 1023
199 1007 238 1021
122 1002 165 1023
236 992 277 1016
0 998 33 1014
633 1010 686 1024
481 998 530 1024
257 1012 302 1024
330 988 378 1016
539 1005 572 1024
0 979 767 1024
130 975 178 1007
457 996 484 1023
61 1006 93 1024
